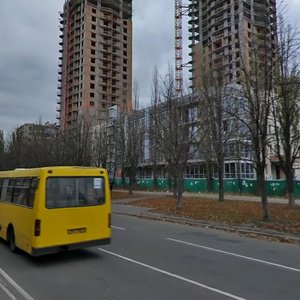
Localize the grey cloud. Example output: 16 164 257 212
0 0 300 135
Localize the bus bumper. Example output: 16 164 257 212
31 238 111 256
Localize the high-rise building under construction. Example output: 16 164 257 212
188 0 277 89
57 0 132 129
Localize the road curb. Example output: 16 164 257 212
112 205 300 244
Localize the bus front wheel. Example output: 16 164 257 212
7 227 17 253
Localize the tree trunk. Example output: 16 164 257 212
218 157 224 202
172 176 178 197
286 170 295 208
206 161 213 193
218 170 224 202
176 176 184 210
121 166 126 188
128 172 134 195
258 172 269 220
153 165 158 191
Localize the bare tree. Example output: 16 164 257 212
5 129 26 169
197 69 241 201
155 70 198 209
61 116 93 166
0 130 6 170
271 15 300 208
23 122 59 167
114 82 143 194
149 66 161 190
239 28 275 220
91 122 109 168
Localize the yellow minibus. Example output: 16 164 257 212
0 166 111 256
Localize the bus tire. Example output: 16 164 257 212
7 227 17 253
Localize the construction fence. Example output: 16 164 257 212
113 178 300 198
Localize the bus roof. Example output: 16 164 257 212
0 166 108 178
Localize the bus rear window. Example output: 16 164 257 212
46 177 105 208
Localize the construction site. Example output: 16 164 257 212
57 0 132 129
57 0 277 127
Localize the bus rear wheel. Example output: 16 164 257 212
7 227 17 253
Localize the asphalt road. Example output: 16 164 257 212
0 214 300 299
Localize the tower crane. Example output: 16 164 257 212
175 0 183 96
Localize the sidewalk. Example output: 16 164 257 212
113 189 300 205
112 190 300 244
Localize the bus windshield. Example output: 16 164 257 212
46 177 105 208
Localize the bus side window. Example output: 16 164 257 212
6 179 15 203
27 177 38 208
13 178 23 204
20 178 31 207
0 179 9 202
0 179 3 200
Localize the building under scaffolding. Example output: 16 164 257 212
57 0 133 129
188 0 277 89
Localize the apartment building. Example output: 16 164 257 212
17 123 59 143
188 0 277 88
57 0 132 129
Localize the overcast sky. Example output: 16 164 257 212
0 0 299 135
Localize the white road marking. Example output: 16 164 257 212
98 248 247 300
167 238 300 273
111 225 126 231
0 268 34 300
0 280 16 300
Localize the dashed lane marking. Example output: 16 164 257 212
167 238 300 273
98 248 247 300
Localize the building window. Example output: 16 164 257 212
90 101 94 106
90 92 94 98
224 162 237 178
240 162 254 179
185 165 207 178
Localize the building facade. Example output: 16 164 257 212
57 0 132 129
188 0 277 88
16 123 59 143
107 95 256 181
